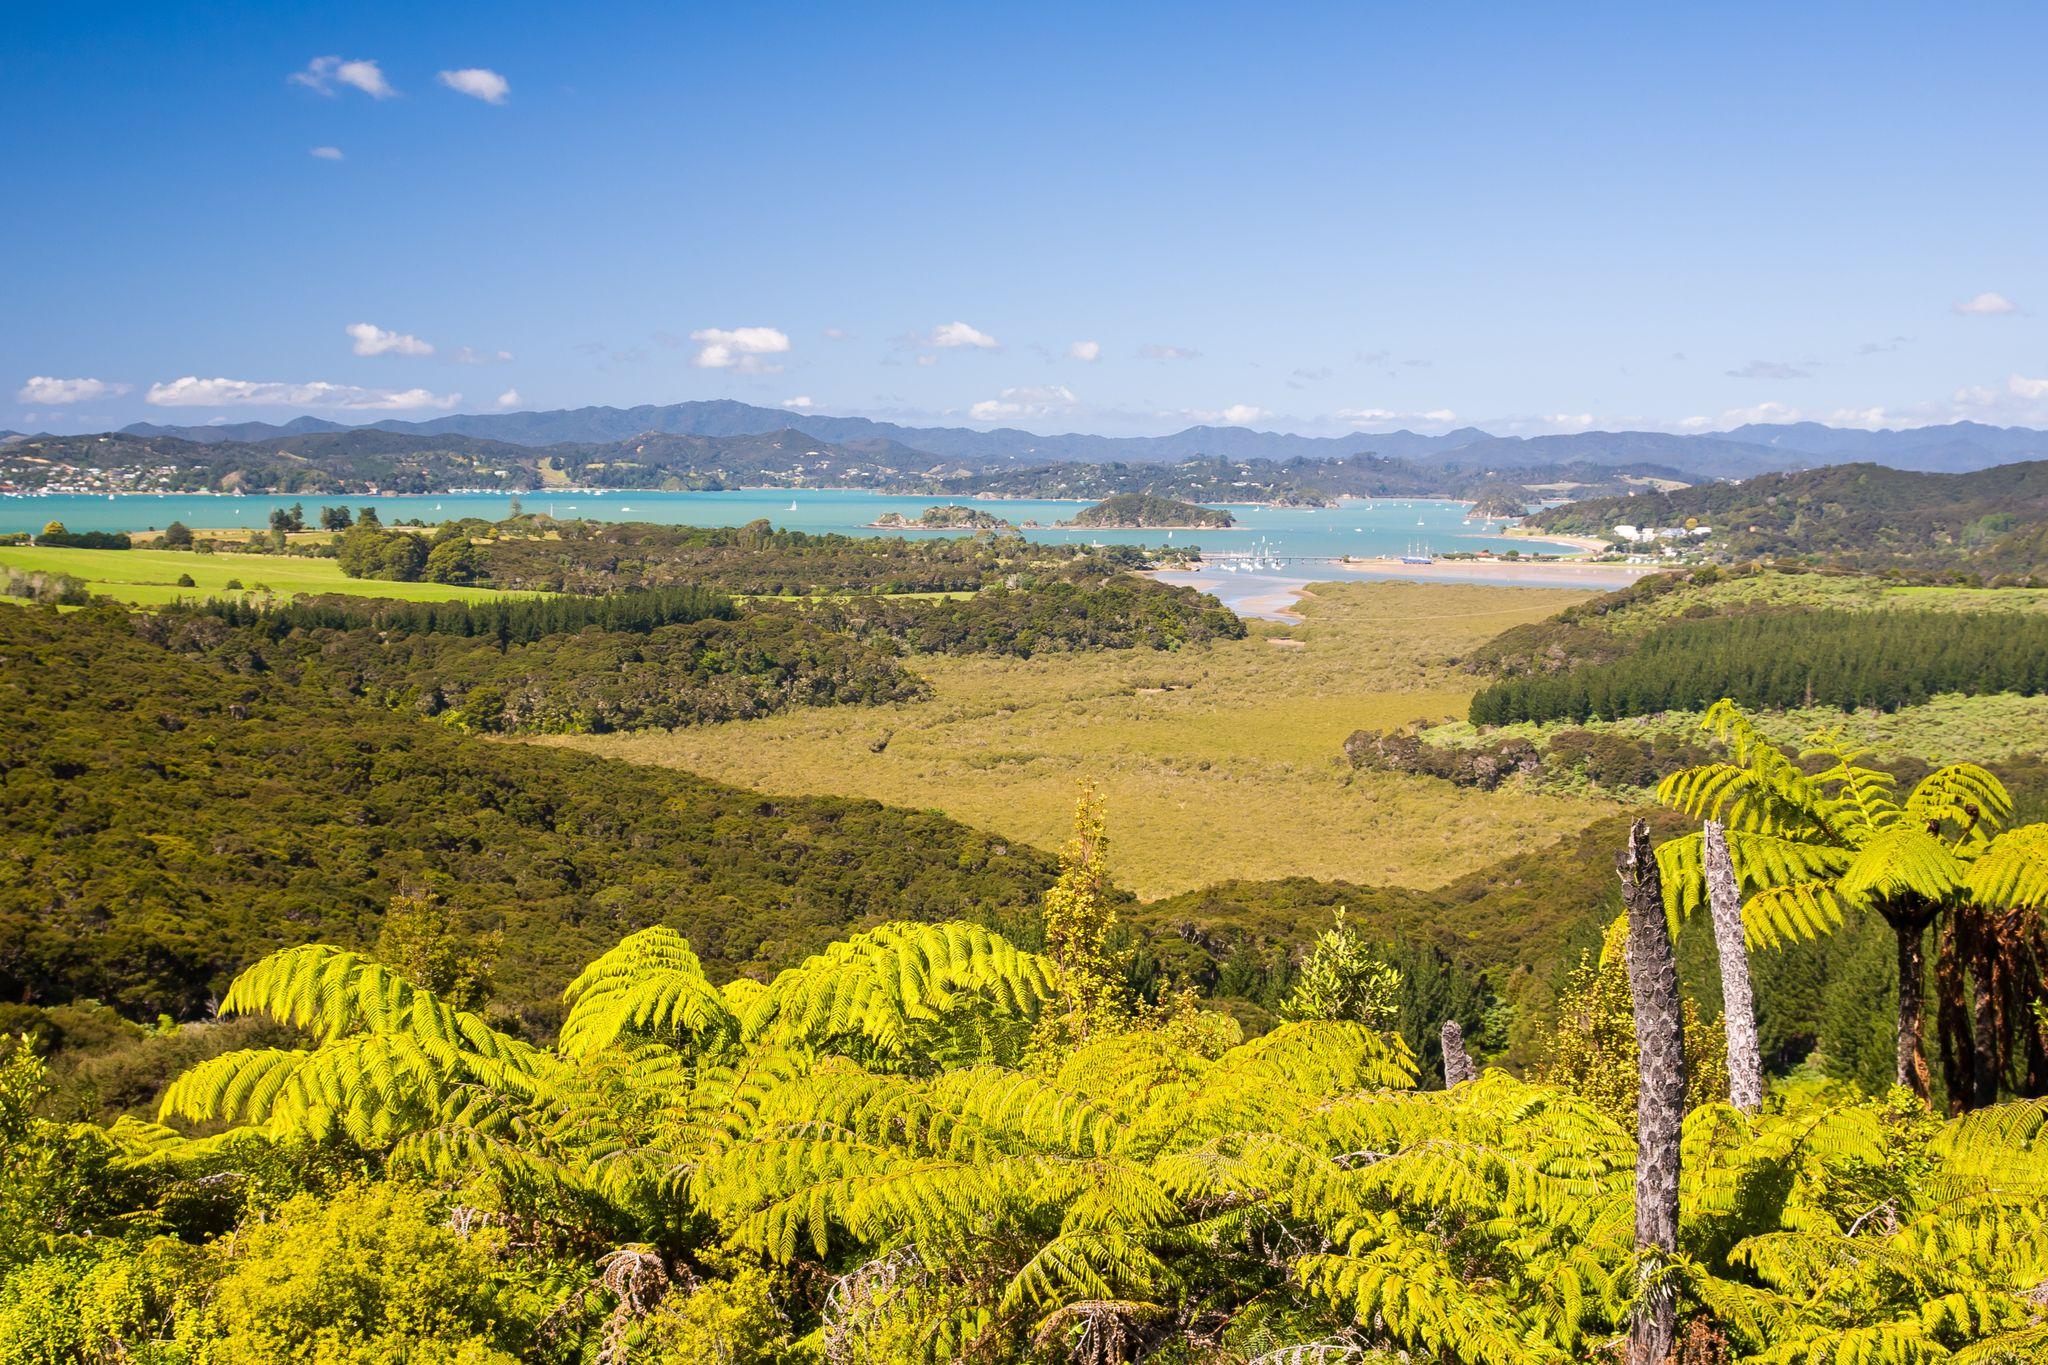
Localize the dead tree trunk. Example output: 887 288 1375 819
1441 1020 1476 1088
1620 820 1684 1365
1703 821 1763 1112
1892 910 1933 1100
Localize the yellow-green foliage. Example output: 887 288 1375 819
189 1184 544 1363
1034 782 1125 1044
1654 700 2048 949
535 580 1618 897
1580 569 2048 640
629 1258 796 1363
1282 907 1400 1026
0 544 522 606
112 921 2048 1364
0 1236 207 1365
1540 916 1732 1122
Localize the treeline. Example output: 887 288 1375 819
796 571 1246 655
147 604 923 735
1470 609 2048 724
33 526 132 549
181 584 735 644
473 517 1116 595
2 567 91 606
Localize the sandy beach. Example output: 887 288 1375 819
1501 529 1614 555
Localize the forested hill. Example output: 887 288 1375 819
1061 493 1235 528
0 604 1057 1024
1527 459 2048 578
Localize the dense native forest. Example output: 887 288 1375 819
1060 495 1236 529
119 525 1240 734
1525 460 2048 580
5 520 2048 1361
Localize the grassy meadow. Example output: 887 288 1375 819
1597 569 2048 636
1430 690 2048 770
0 544 521 606
536 579 1620 898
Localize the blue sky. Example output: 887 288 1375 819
5 1 2045 437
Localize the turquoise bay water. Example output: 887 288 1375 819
1 487 1578 561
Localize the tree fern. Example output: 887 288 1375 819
558 925 739 1058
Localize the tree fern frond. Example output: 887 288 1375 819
1740 881 1846 948
1000 1231 1170 1314
558 925 739 1058
743 922 1057 1063
1964 824 2048 910
220 943 541 1068
1838 825 1970 906
1905 763 2013 835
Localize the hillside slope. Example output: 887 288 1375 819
0 604 1056 1023
1527 460 2048 578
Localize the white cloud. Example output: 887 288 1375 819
347 322 435 357
1726 360 1812 380
1066 340 1100 362
310 146 345 161
1953 291 2017 316
1335 407 1459 429
915 354 938 367
969 385 1079 421
1217 404 1268 426
926 321 1001 350
146 377 459 411
689 326 791 373
291 56 395 99
438 68 510 104
1825 407 1900 430
453 346 513 364
17 376 131 404
1713 401 1805 425
1138 344 1200 360
1952 373 2048 414
496 389 522 408
783 396 816 410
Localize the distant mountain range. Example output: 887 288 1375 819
0 425 1680 505
113 401 2048 480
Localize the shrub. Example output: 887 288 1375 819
187 1184 545 1363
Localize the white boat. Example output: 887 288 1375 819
788 500 798 511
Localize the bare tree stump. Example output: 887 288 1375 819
1620 819 1684 1365
1704 821 1763 1112
1441 1019 1476 1088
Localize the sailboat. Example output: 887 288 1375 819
788 499 799 511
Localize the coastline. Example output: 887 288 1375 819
1502 528 1612 554
1058 522 1234 532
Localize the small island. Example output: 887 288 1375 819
1058 494 1235 530
868 504 1016 532
1469 493 1529 519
